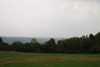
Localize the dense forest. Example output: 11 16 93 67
0 32 100 54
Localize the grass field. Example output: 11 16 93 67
0 51 100 67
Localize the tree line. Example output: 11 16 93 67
0 32 100 54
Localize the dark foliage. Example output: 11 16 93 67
0 32 100 54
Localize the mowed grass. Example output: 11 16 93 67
0 51 100 67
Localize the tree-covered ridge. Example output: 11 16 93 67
0 32 100 54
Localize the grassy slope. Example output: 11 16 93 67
0 51 100 67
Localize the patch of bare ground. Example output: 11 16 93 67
0 56 100 64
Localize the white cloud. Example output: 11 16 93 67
0 0 100 37
54 0 100 20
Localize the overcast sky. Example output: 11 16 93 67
0 0 100 38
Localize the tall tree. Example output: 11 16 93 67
95 32 100 44
29 38 41 52
43 38 56 53
0 37 9 51
0 37 3 43
10 41 25 51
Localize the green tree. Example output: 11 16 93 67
89 34 95 41
31 38 38 44
95 32 100 44
29 38 41 52
0 37 3 43
91 43 100 54
57 40 66 53
43 38 56 53
10 41 25 51
65 37 81 53
80 36 92 53
0 37 9 51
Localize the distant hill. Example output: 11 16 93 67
2 37 64 44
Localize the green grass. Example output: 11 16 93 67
0 61 100 67
0 51 100 58
0 51 100 67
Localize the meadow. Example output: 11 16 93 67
0 51 100 67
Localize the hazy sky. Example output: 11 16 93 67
0 0 100 38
